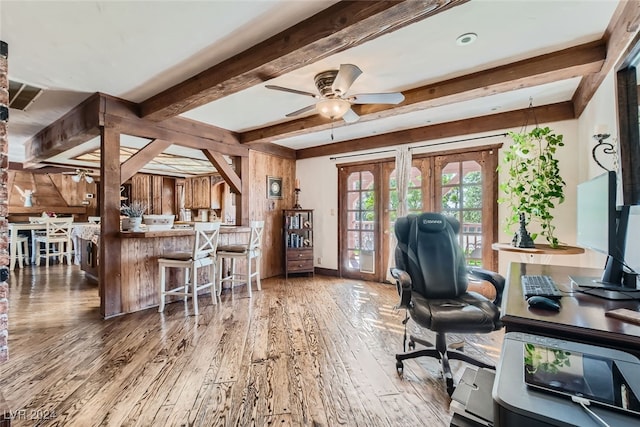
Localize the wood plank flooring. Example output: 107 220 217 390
1 266 504 426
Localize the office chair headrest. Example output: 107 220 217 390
416 212 459 233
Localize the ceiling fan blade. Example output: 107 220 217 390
332 64 362 95
265 85 317 98
285 104 317 117
350 92 405 105
342 108 360 124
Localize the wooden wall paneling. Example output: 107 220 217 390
184 178 192 209
131 174 152 212
162 177 175 215
7 170 91 220
248 150 296 279
152 175 163 214
100 127 122 318
233 156 250 226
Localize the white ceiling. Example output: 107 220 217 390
0 0 620 169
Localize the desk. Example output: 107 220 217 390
502 262 640 355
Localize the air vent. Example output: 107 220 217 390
9 80 43 110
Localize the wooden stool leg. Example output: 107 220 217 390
192 265 199 316
158 265 166 313
246 253 252 298
184 268 190 302
211 262 217 304
256 255 262 291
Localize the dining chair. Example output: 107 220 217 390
158 222 221 315
10 232 30 268
217 220 264 298
34 217 74 267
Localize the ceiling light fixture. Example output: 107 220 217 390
316 98 351 120
71 169 94 184
456 32 477 46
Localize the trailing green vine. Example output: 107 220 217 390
498 126 566 248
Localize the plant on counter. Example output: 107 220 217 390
498 126 566 248
120 201 147 218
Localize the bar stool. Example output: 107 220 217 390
217 220 264 298
158 222 221 315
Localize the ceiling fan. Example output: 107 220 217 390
265 64 404 123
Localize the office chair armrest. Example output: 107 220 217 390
390 268 412 308
469 267 505 306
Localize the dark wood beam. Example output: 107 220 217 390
242 41 604 144
244 141 296 159
573 0 640 116
296 102 575 159
120 139 173 184
23 93 100 167
202 149 242 194
139 0 468 121
100 126 122 318
100 95 248 157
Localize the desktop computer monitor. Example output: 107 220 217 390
574 171 636 298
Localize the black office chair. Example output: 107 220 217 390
390 212 505 395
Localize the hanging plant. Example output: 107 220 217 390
498 126 566 248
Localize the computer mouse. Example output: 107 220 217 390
526 296 561 311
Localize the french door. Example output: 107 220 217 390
338 145 499 281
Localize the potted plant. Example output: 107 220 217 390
120 201 147 231
498 126 566 248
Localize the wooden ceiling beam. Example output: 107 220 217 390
241 40 605 144
120 139 173 184
23 93 101 167
139 0 468 121
573 0 640 117
296 102 575 159
202 149 242 194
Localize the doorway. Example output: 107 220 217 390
338 145 499 281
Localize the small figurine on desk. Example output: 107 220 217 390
512 212 535 248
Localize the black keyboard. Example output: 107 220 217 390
521 275 563 299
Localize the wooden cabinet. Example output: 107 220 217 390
190 176 211 208
283 209 314 278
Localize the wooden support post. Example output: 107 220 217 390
100 127 122 318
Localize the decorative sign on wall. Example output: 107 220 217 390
267 176 283 199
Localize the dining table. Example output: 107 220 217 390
8 221 99 269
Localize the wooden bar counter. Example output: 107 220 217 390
117 225 250 314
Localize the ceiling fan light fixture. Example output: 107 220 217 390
317 98 351 120
71 174 81 183
85 175 94 184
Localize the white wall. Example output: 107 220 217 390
575 71 620 271
296 69 621 275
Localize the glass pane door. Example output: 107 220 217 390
339 164 380 281
435 149 498 271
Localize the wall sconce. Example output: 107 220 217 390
592 125 617 172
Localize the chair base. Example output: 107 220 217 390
395 333 495 396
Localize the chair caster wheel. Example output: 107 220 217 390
396 360 404 375
408 340 416 350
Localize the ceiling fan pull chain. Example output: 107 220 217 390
331 122 334 141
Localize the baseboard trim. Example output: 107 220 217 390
314 267 339 277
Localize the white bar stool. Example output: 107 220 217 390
217 220 264 298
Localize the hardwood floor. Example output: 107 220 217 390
1 266 504 426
